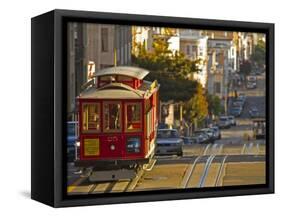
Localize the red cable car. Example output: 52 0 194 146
74 66 160 181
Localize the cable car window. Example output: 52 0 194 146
125 102 142 132
103 102 122 132
82 103 100 132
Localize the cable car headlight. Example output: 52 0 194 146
110 144 116 151
126 137 141 153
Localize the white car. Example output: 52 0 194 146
227 116 236 126
218 116 231 129
246 82 256 89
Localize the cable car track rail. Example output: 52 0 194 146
215 155 228 186
198 155 216 187
181 155 203 188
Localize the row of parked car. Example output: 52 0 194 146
229 94 246 117
183 126 221 145
155 125 222 156
155 112 242 156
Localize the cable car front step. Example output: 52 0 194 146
89 169 136 182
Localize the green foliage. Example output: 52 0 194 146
184 85 209 123
251 40 266 67
132 34 201 79
145 71 198 102
207 94 223 116
152 35 172 57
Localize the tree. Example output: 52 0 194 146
251 40 266 67
152 35 172 57
145 71 198 102
184 84 208 128
167 51 201 79
207 94 223 116
132 33 201 79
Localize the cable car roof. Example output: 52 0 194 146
79 88 144 99
79 80 159 99
94 66 149 80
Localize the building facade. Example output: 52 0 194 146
207 38 236 100
179 29 208 87
67 23 132 118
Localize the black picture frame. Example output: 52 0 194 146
31 9 274 207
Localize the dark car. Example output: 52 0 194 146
193 130 211 144
199 128 216 142
182 136 199 145
210 126 221 139
229 106 242 117
158 123 169 129
238 94 246 103
249 107 260 118
156 129 184 156
67 121 78 162
232 100 244 108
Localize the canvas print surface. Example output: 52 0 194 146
66 22 266 195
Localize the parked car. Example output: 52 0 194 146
182 136 199 145
237 95 246 104
158 123 169 129
249 107 260 118
246 81 257 89
199 128 216 142
218 116 231 129
232 99 244 108
156 129 184 156
194 130 212 144
67 121 78 162
227 116 236 126
229 106 242 117
210 126 221 139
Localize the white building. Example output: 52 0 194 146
132 26 180 56
179 29 208 87
207 38 236 99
